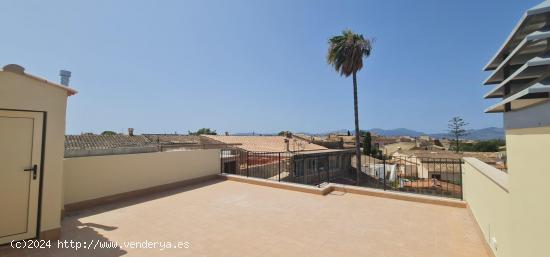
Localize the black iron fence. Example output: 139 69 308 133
220 148 463 199
357 155 463 199
220 148 354 186
221 148 291 181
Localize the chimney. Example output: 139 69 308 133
284 138 290 152
59 70 71 86
128 128 134 136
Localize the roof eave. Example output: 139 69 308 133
22 72 78 96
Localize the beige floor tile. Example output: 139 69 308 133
0 180 490 257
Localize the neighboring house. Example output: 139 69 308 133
293 133 344 149
144 134 202 144
371 136 398 149
292 133 325 142
392 150 498 183
66 132 233 157
439 138 452 149
398 136 414 142
65 132 158 157
381 142 416 155
208 135 354 185
418 135 431 141
203 135 328 152
143 134 225 151
326 134 359 148
414 136 446 150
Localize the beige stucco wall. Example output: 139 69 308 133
506 126 550 257
464 125 550 257
462 158 510 257
0 71 69 233
63 149 220 205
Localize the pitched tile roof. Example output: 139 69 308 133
143 134 202 144
65 134 155 150
395 150 498 164
203 135 327 152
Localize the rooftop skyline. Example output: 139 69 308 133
1 0 542 134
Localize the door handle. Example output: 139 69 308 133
24 164 38 180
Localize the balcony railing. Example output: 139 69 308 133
220 148 463 199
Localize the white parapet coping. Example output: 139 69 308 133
219 174 467 208
463 157 509 192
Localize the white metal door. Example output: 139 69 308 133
0 110 43 244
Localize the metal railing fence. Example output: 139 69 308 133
221 148 463 199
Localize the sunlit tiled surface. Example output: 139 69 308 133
1 180 490 257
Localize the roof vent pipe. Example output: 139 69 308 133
59 70 71 86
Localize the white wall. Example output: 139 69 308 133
462 158 510 257
63 149 220 205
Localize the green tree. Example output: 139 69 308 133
363 131 372 155
448 117 469 153
328 30 373 184
460 139 505 152
278 131 292 137
189 128 217 135
101 131 117 136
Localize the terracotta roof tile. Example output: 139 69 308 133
65 134 155 150
143 134 201 144
203 135 327 152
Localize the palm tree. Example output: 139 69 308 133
327 30 372 185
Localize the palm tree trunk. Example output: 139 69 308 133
352 71 362 185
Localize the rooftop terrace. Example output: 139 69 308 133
1 178 490 257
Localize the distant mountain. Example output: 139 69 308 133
323 127 504 140
322 129 351 135
429 127 504 140
231 127 505 141
469 127 505 140
369 128 426 137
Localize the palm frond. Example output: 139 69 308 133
327 30 372 77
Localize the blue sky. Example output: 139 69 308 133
1 0 541 134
